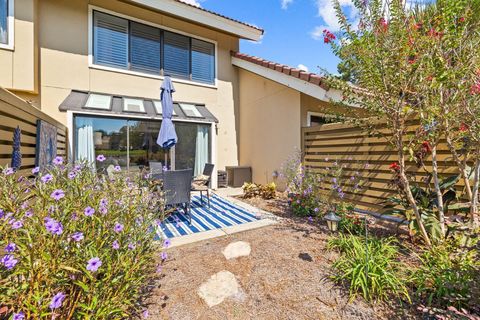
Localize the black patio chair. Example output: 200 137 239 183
162 169 193 224
191 163 214 208
149 161 163 174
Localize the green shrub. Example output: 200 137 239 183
335 203 365 235
409 232 479 310
242 182 276 200
0 159 164 319
328 234 410 303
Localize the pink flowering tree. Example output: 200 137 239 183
324 0 434 245
325 0 480 243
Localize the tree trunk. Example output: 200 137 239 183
431 145 446 236
445 133 473 201
398 150 432 246
470 157 480 227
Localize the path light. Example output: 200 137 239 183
324 211 341 232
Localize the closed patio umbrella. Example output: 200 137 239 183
156 76 177 167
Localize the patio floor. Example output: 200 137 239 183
155 193 277 247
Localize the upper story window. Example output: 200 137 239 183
92 10 216 85
0 0 14 50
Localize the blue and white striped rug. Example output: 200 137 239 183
155 194 260 239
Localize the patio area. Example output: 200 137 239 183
155 192 277 247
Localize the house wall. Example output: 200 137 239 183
2 0 241 171
0 0 38 93
300 94 368 126
238 69 301 187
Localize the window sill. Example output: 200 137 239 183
88 64 218 89
0 43 14 51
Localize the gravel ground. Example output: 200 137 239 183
143 198 415 319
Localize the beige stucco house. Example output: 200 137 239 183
0 0 343 188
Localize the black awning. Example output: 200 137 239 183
59 90 219 123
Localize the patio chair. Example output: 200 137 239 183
191 163 214 208
163 169 193 224
149 161 163 174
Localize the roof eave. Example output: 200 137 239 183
126 0 264 41
232 56 345 104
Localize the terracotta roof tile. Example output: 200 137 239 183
175 1 264 33
232 51 328 90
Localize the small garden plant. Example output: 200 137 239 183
0 157 166 319
328 234 410 303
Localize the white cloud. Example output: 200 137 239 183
178 0 203 7
281 0 293 10
311 0 359 40
297 64 309 72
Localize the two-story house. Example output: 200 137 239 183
0 0 347 188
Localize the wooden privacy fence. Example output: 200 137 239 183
0 87 67 175
302 122 462 213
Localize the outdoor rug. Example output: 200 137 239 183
155 194 261 239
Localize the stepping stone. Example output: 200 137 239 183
198 271 240 307
222 241 251 260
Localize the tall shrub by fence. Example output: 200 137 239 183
0 88 67 174
302 122 461 213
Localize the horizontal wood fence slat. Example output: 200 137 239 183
302 122 466 213
0 87 68 171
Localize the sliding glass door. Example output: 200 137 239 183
128 120 171 172
74 115 210 173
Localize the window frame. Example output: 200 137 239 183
88 5 218 87
0 0 14 50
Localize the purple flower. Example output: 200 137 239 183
0 209 4 219
142 310 149 318
161 251 168 260
112 240 120 250
50 189 65 201
128 243 136 250
32 166 40 174
314 207 319 213
1 254 18 269
68 171 77 179
114 223 124 233
44 217 63 235
308 216 313 223
53 156 64 165
96 154 106 162
49 292 66 310
114 165 121 172
10 219 23 230
99 206 108 215
41 174 53 183
164 238 171 248
84 206 95 216
4 243 16 253
86 257 102 272
71 232 84 242
13 312 25 320
3 168 14 175
99 198 108 207
156 264 163 273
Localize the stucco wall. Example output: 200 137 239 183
300 94 367 126
6 0 241 171
0 0 37 93
238 69 301 187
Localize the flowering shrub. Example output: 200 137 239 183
242 182 276 200
0 158 165 319
282 151 364 217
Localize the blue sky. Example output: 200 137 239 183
182 0 356 75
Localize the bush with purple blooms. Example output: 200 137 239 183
282 152 365 218
0 158 165 319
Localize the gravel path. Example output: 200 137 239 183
143 216 411 320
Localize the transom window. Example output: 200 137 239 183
85 94 112 110
123 98 145 113
0 0 14 49
180 103 203 118
92 10 216 84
